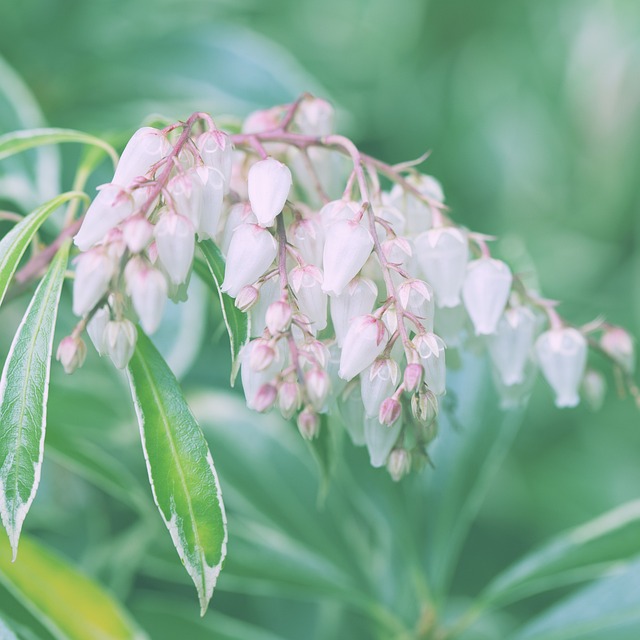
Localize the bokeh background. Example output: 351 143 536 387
0 0 639 638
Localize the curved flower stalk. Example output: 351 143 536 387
57 95 637 480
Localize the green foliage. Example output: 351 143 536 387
127 332 227 615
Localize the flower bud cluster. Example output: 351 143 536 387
61 96 636 479
60 115 232 370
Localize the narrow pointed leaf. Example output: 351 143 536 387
0 191 86 309
127 332 227 614
0 616 19 640
0 241 69 558
481 499 640 607
198 239 249 385
0 128 118 167
0 534 146 640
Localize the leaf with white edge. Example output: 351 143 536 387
0 615 19 640
481 499 640 608
127 331 227 615
0 191 86 309
513 559 640 640
197 240 249 385
0 128 118 168
0 241 69 558
0 533 146 640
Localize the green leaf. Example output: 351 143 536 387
0 191 86 309
0 615 19 640
126 332 227 615
0 241 69 558
512 559 640 640
481 499 640 608
197 239 249 385
0 128 118 168
0 533 146 640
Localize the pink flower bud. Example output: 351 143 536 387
412 333 446 395
361 357 399 417
278 381 301 419
462 258 513 335
487 306 537 386
247 157 292 227
298 339 330 368
74 184 134 251
124 258 168 334
330 277 378 346
87 305 111 355
535 327 587 408
197 167 225 239
297 407 320 440
104 319 137 370
249 339 276 372
254 383 277 413
222 223 277 297
235 286 260 312
403 363 424 392
265 299 293 335
600 327 635 374
322 219 374 296
379 397 402 426
56 336 87 374
122 215 154 253
197 130 233 187
72 249 115 317
240 340 284 411
414 227 468 308
112 127 170 186
154 210 195 285
339 315 389 381
305 368 330 410
290 265 327 332
249 277 279 337
387 448 411 481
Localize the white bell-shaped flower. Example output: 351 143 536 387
488 306 537 386
249 278 280 338
294 96 335 136
397 279 435 333
318 199 361 229
197 167 225 240
219 202 256 255
87 305 110 355
364 415 402 468
122 215 154 253
535 327 587 408
289 265 327 332
72 249 115 317
361 358 400 418
56 336 87 375
247 157 292 227
373 203 406 237
412 332 446 395
322 219 374 296
197 130 233 187
74 184 134 251
240 340 284 411
336 382 366 445
381 236 414 285
600 328 635 374
462 258 513 335
154 210 195 285
222 223 278 298
166 168 204 229
330 277 378 346
124 258 168 334
112 127 170 186
104 319 137 370
415 227 468 308
388 173 444 235
290 215 324 267
339 315 388 381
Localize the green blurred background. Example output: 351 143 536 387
0 0 639 638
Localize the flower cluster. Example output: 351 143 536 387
61 96 636 480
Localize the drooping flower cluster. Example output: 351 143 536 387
61 96 636 480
